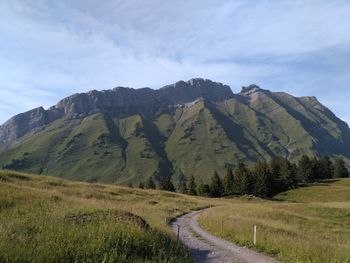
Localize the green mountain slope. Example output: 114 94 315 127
0 79 349 184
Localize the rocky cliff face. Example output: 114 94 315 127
0 107 47 146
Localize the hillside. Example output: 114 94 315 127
0 169 216 262
1 79 349 184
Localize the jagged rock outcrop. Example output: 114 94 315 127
240 84 263 95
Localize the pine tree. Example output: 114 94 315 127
334 158 349 178
223 168 234 195
188 175 197 195
269 156 293 195
309 157 320 182
233 161 251 195
158 176 175 192
145 176 156 189
179 179 188 194
280 158 298 189
252 161 270 198
176 170 188 194
318 156 334 179
291 163 298 186
210 171 223 197
297 155 313 183
138 182 144 189
196 183 211 196
269 156 282 195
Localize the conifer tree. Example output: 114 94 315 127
252 161 270 198
158 176 175 192
334 157 349 178
297 155 313 183
280 158 298 189
145 176 156 189
233 161 251 195
269 156 296 195
176 170 188 194
138 182 144 189
223 168 234 195
196 183 211 196
178 179 188 194
210 171 223 197
310 157 320 182
318 156 334 179
269 156 282 195
188 175 197 195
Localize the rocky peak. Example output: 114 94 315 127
299 95 318 102
240 85 263 95
0 106 47 145
160 78 234 103
187 78 216 86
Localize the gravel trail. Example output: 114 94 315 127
170 209 280 263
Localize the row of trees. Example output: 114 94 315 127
186 157 296 198
138 175 175 191
297 155 348 182
136 155 348 198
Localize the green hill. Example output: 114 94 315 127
1 79 349 184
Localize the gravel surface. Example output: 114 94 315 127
170 209 280 263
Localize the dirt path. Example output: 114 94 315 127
170 209 280 263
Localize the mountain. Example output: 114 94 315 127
1 78 349 184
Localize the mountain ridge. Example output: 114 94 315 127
1 78 349 184
0 78 233 146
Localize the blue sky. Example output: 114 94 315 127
0 0 349 125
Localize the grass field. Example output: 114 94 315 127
0 170 218 262
1 169 349 263
198 179 350 263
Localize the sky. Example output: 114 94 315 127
0 0 349 125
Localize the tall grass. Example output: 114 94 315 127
0 170 217 262
198 179 350 263
3 170 348 262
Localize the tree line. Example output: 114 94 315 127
135 155 348 198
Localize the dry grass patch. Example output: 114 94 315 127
199 179 350 263
0 170 218 262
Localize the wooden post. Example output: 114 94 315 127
177 225 180 242
253 225 257 245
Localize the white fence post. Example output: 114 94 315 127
253 225 257 245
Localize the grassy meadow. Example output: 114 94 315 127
0 170 218 263
1 169 349 263
198 178 350 263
